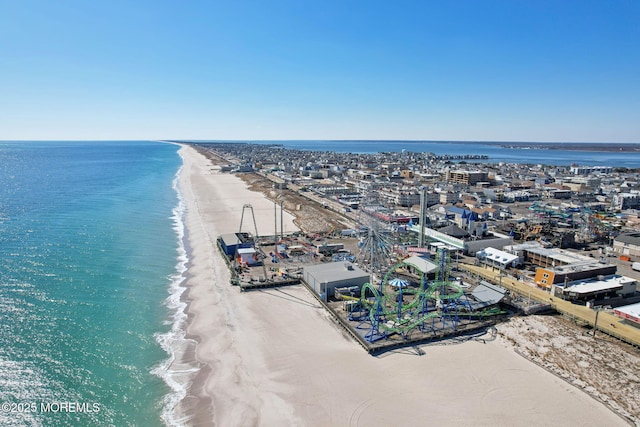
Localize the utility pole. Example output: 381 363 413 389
280 200 284 241
279 182 284 241
418 186 427 248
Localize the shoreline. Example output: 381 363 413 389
153 163 202 427
176 206 214 427
174 144 302 425
173 144 630 426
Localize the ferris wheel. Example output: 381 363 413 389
355 191 395 274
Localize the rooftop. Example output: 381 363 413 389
402 255 437 274
614 302 640 323
303 262 369 284
526 246 595 265
616 233 640 247
564 275 635 295
553 261 615 275
477 247 519 265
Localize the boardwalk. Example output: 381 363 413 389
461 264 640 348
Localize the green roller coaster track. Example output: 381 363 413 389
347 249 505 341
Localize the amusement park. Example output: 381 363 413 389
217 192 510 353
327 248 506 351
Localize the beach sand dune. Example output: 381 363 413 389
177 145 627 426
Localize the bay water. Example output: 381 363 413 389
239 140 640 167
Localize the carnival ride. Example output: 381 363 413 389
236 204 269 277
344 248 504 343
575 210 620 243
528 202 574 220
356 192 397 274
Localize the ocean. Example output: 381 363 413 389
0 141 187 426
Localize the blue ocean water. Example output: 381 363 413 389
0 141 186 426
211 140 640 168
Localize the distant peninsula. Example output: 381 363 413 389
497 142 640 152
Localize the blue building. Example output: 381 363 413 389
218 232 254 257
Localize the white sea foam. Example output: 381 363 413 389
152 167 200 427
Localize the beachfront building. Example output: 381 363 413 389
614 302 640 325
534 262 617 289
557 275 637 304
470 281 508 310
236 164 254 172
303 262 369 301
218 232 254 257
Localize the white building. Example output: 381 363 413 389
476 247 521 269
561 275 637 302
569 165 612 175
612 192 640 210
614 302 640 325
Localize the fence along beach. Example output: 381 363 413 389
174 144 627 426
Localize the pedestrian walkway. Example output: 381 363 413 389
461 264 640 348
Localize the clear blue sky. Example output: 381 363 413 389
1 0 639 142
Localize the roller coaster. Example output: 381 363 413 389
344 248 504 343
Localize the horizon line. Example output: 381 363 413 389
2 139 639 145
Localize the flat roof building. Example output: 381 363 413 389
560 275 636 302
535 261 617 289
569 165 612 175
402 255 438 276
476 247 520 269
446 170 488 185
303 262 370 300
418 226 513 255
218 232 253 257
614 302 640 325
519 245 595 268
613 233 640 258
471 281 507 310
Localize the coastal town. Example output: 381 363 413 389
182 141 640 424
187 141 640 330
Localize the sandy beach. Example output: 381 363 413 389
175 144 628 426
